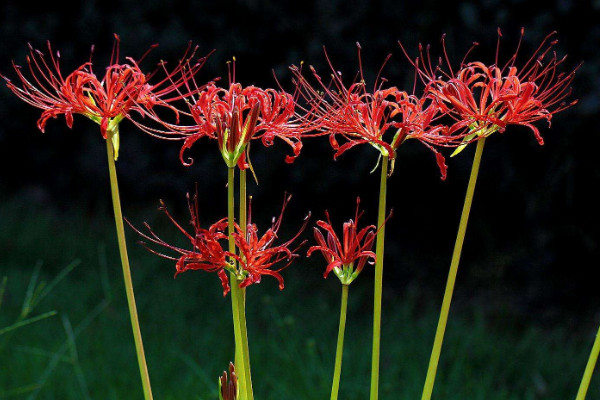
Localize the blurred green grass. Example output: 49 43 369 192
0 199 598 400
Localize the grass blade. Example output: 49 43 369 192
37 259 81 303
0 310 57 336
0 383 44 398
20 261 42 318
27 298 110 400
61 314 92 400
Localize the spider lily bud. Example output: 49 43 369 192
219 362 238 400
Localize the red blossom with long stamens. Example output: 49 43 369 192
128 193 232 296
129 193 309 294
231 195 310 290
402 28 579 150
1 34 209 156
307 197 387 285
290 44 468 178
145 59 310 168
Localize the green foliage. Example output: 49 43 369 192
0 259 83 397
0 201 598 399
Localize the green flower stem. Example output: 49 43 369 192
237 287 253 400
370 154 389 400
227 166 248 400
240 168 247 234
331 284 349 400
105 132 153 400
238 167 254 400
576 321 600 400
421 137 486 400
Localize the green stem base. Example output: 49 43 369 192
331 284 349 400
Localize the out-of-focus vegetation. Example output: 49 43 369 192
1 200 599 399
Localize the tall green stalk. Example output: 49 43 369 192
331 284 349 400
227 166 248 400
576 321 600 400
233 166 243 392
240 169 247 232
421 137 486 400
238 167 254 400
105 131 153 400
370 155 389 400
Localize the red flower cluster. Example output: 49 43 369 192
3 31 578 171
308 198 386 285
146 59 309 168
4 31 580 292
290 44 469 178
130 193 308 295
404 28 579 154
1 35 207 159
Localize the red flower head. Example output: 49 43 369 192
1 34 208 159
403 28 579 155
290 44 467 178
307 197 389 285
128 193 309 294
128 193 232 296
148 58 309 169
231 195 310 290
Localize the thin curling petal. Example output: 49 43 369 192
435 151 448 181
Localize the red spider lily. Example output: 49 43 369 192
1 34 208 159
144 58 309 169
307 197 388 285
128 193 309 294
401 28 579 155
230 195 310 290
290 44 468 178
128 193 233 296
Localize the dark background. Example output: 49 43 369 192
1 0 599 328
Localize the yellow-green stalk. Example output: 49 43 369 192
238 167 254 400
227 166 248 400
331 284 349 400
576 322 600 400
370 155 389 400
105 128 153 400
421 137 486 400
